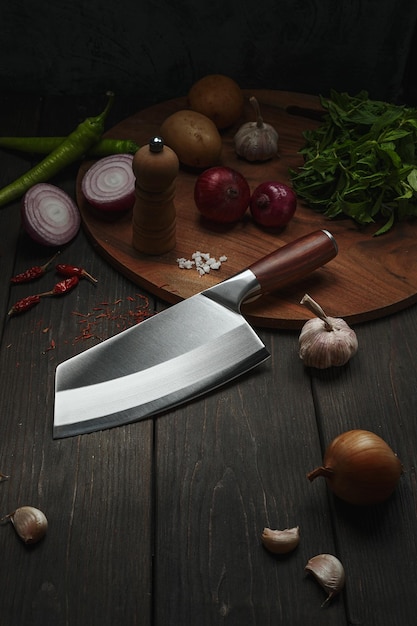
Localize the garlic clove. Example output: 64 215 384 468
305 553 345 607
2 505 48 544
299 294 358 369
261 526 300 554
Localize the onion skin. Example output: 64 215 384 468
307 429 403 505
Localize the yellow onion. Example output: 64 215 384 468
307 429 403 505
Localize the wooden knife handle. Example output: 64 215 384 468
249 230 338 294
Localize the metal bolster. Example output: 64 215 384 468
201 269 261 312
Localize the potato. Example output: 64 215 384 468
187 74 244 129
160 110 222 169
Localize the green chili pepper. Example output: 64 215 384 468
0 136 140 158
0 92 115 208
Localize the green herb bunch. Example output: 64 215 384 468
290 90 417 235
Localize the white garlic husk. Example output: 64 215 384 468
2 505 48 544
305 553 345 607
299 294 358 369
234 96 278 161
261 526 300 554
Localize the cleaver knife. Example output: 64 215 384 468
53 229 337 438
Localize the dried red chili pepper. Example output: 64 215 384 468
10 251 60 284
8 294 41 316
53 276 79 295
56 263 98 284
41 276 80 296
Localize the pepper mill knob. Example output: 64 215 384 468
132 136 179 255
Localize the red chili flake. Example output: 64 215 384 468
70 293 154 343
10 251 60 284
43 339 56 353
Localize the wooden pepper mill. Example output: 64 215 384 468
132 136 179 255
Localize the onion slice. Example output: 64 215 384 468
21 183 81 246
81 153 135 212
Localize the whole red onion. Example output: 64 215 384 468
250 181 297 228
194 166 250 223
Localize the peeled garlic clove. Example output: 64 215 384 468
261 526 300 554
299 294 358 369
305 553 345 607
5 506 48 544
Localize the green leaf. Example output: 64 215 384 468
373 211 395 236
289 89 417 234
407 169 417 191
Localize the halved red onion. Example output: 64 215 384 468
21 183 81 246
81 153 135 212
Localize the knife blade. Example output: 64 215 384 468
53 229 337 438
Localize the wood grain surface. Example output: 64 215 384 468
77 89 417 329
2 94 417 626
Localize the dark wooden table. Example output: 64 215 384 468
0 94 416 626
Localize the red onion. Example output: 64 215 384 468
194 166 250 223
250 181 297 228
81 154 135 213
21 183 80 246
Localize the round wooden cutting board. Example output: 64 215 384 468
77 89 417 329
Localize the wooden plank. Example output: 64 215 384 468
309 310 417 624
76 90 417 329
154 330 347 624
0 96 155 626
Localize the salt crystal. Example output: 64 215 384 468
177 251 228 274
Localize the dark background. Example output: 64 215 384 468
2 0 417 105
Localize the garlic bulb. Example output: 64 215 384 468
2 506 48 544
261 526 300 554
234 96 278 161
299 294 358 369
305 553 345 607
